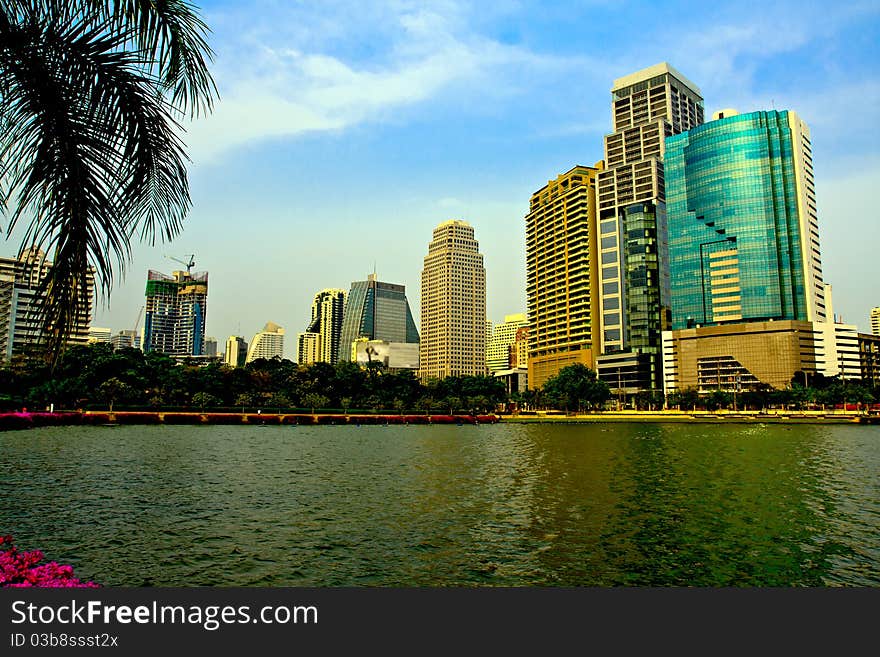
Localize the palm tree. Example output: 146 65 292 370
0 0 217 365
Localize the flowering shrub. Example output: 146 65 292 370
0 536 99 588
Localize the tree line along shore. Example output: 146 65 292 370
1 344 877 423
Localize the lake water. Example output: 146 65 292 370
1 423 878 586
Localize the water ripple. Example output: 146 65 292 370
1 423 878 586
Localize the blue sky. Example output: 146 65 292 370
9 0 879 357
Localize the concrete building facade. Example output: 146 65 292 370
486 313 528 373
419 220 486 380
246 322 285 363
297 332 320 366
303 289 346 365
526 165 603 388
594 63 704 395
224 336 248 367
110 330 141 351
661 321 819 394
0 248 94 360
859 333 880 386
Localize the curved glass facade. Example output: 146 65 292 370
666 110 816 330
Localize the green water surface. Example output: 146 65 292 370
1 423 877 586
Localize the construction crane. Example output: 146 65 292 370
133 304 145 350
165 254 195 275
133 305 144 333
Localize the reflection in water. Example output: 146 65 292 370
0 423 877 586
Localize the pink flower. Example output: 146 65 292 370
0 537 99 588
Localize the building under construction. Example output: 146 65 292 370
143 269 208 356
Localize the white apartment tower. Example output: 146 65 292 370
419 220 487 379
0 248 94 360
246 322 285 362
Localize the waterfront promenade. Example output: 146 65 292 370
2 408 877 429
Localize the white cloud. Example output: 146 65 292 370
183 2 596 163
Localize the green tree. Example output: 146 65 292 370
541 364 610 412
302 393 330 414
191 391 219 411
1 0 217 365
669 387 700 411
268 392 291 410
234 392 255 411
98 377 133 412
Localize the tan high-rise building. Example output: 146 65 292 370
871 307 880 336
297 332 320 365
526 164 603 389
224 335 248 367
419 220 486 379
486 313 528 372
303 289 346 365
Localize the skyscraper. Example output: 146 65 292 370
419 219 486 379
871 307 880 336
297 332 320 365
303 289 346 365
595 62 704 394
526 165 603 388
665 109 825 329
0 248 94 360
246 322 285 362
143 269 208 356
486 313 529 373
339 273 419 360
224 335 248 367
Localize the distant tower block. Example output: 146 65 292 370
419 219 486 379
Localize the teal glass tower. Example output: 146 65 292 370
338 273 419 361
665 110 825 331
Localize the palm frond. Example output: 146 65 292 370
0 5 195 364
90 0 218 117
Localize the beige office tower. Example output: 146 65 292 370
595 62 704 394
297 332 320 365
486 313 529 372
526 165 603 389
419 220 486 379
303 289 346 365
225 336 248 367
872 307 880 336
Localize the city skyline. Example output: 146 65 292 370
2 1 875 358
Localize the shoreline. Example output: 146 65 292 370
500 412 875 424
1 409 878 429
